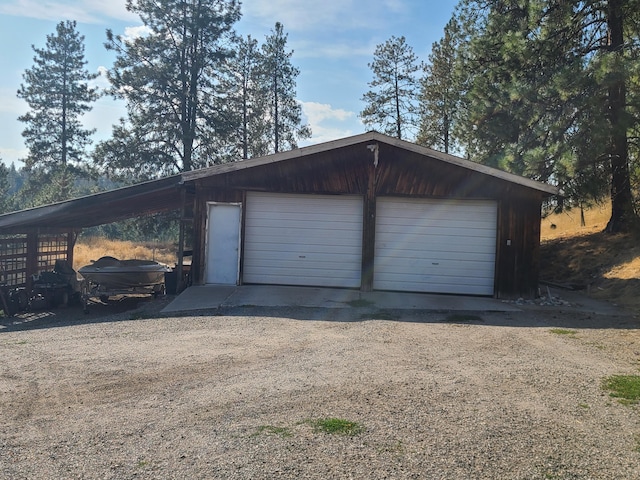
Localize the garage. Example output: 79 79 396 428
373 197 498 295
1 132 558 299
243 192 364 288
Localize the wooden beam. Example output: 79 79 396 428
176 189 187 293
67 231 77 268
361 154 377 292
26 233 38 292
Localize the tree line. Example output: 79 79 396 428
361 0 640 233
2 0 310 211
3 0 640 235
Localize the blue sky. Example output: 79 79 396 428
0 0 459 167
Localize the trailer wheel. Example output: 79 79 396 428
153 284 165 298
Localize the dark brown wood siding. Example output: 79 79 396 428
189 141 547 297
495 194 543 298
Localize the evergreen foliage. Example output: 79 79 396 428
97 0 241 179
449 0 640 232
262 22 311 153
218 34 271 160
418 18 465 154
16 20 99 205
5 4 311 242
13 1 639 239
360 36 422 140
0 162 11 214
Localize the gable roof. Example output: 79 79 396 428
181 132 560 196
0 132 559 234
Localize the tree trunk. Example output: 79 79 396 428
395 76 402 140
242 84 248 160
183 135 193 172
605 0 635 233
274 72 280 153
62 72 67 167
443 112 450 154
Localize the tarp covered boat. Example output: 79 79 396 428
79 256 171 290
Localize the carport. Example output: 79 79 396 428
0 175 191 292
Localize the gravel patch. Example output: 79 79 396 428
1 297 639 479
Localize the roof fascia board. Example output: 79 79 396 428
12 174 181 213
181 132 381 182
379 135 560 196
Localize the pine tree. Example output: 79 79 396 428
262 22 311 154
16 20 99 203
360 36 422 140
218 34 270 160
0 162 10 214
453 0 639 232
602 0 635 232
98 0 241 179
418 19 463 154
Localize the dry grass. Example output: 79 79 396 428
541 202 611 241
540 202 640 310
74 237 177 270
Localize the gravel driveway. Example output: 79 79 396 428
1 297 639 479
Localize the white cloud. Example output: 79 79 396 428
0 0 135 23
293 40 372 60
96 65 109 77
0 88 27 164
83 0 135 22
122 25 152 43
240 0 408 33
242 0 355 30
383 0 408 14
237 1 415 63
300 101 362 145
83 97 127 142
0 147 27 166
302 101 353 124
88 66 112 94
0 89 27 116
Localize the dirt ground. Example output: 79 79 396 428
1 295 640 479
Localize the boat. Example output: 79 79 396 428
78 256 172 291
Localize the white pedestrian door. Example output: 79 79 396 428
206 203 241 284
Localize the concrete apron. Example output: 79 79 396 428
161 284 521 314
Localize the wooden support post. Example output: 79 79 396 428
176 188 186 293
66 231 77 268
361 149 378 292
26 233 38 293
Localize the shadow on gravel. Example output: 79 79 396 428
0 295 174 333
3 296 638 333
164 304 639 330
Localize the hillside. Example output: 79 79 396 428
540 204 640 310
74 237 177 270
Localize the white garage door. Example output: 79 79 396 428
374 197 497 295
243 192 364 288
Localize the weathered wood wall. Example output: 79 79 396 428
188 141 547 297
